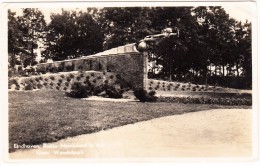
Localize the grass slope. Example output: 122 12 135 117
8 90 251 153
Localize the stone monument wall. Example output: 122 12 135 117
37 43 148 89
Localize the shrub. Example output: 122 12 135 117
25 84 33 90
29 79 34 83
43 82 48 86
115 74 121 79
57 82 61 86
58 79 63 83
65 82 69 86
91 73 95 77
50 82 54 86
66 82 92 98
44 78 48 81
134 89 157 102
103 71 106 75
69 74 74 78
57 65 64 72
67 77 71 82
192 87 196 91
80 73 84 77
104 80 109 84
149 87 153 90
60 75 65 79
56 86 60 90
50 66 58 73
86 76 90 80
15 86 20 90
105 85 123 99
157 96 251 106
63 87 67 91
37 84 43 89
167 85 171 91
109 75 114 79
50 76 55 80
97 76 102 80
8 79 19 87
65 65 74 71
76 76 81 81
39 77 43 80
92 79 97 83
37 67 46 74
35 78 40 82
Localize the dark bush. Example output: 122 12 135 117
60 75 65 79
15 86 20 90
56 86 60 90
37 84 43 89
35 78 40 82
65 65 74 71
63 87 67 91
66 82 92 98
50 76 55 80
91 73 95 77
65 82 69 86
67 77 71 82
37 67 46 74
50 67 58 73
58 79 63 83
43 82 48 86
134 89 157 102
8 79 19 89
105 86 123 99
57 82 61 86
25 84 33 90
76 76 81 81
57 65 64 72
109 75 114 79
44 78 48 81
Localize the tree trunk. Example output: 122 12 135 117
222 64 225 77
236 63 240 77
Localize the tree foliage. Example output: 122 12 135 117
41 9 104 61
8 7 252 88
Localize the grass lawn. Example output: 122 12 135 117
8 90 251 153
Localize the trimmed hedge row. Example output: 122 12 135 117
157 96 252 106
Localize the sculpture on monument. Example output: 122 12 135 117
136 27 179 52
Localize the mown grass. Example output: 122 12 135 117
8 90 251 153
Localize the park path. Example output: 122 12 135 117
9 109 252 159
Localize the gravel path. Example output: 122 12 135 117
9 109 252 159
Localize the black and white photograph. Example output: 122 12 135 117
0 0 259 164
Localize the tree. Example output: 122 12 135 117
16 8 47 67
42 9 104 61
8 10 23 67
100 7 156 50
